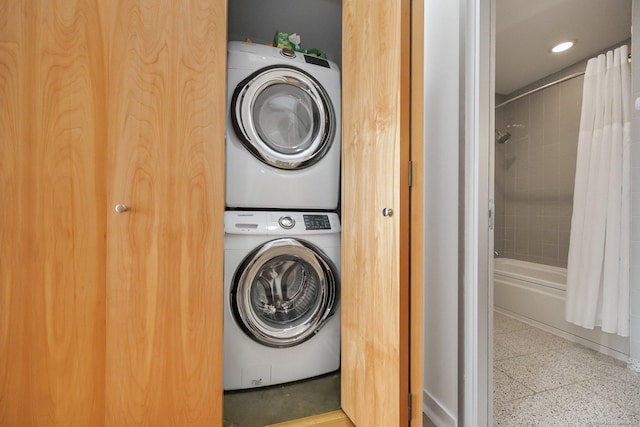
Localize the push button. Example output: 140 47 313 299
280 47 296 59
278 215 296 229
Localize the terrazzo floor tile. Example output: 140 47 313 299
495 350 597 392
493 392 565 426
493 368 535 404
542 383 640 425
493 330 547 356
611 367 640 388
494 342 520 361
494 325 572 356
553 342 628 377
494 312 640 425
579 376 640 415
494 312 536 334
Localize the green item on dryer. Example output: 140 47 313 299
302 48 327 59
273 31 301 51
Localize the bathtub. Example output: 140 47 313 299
494 258 629 360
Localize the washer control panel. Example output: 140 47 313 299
224 211 340 235
303 214 331 230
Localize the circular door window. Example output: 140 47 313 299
231 238 339 348
231 65 336 170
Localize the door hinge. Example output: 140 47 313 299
489 199 495 230
408 391 412 422
408 160 413 188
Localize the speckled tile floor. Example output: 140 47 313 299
494 311 640 426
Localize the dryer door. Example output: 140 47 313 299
231 238 339 348
230 65 336 170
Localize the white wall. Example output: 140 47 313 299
227 0 342 68
423 1 461 425
630 0 640 371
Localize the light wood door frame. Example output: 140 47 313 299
409 0 425 423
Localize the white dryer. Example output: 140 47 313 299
226 41 341 210
224 210 341 390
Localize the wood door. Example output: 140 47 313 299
0 1 107 425
103 1 226 425
341 0 412 425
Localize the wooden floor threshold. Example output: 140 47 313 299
266 410 354 427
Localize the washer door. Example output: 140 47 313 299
231 238 339 348
230 65 336 170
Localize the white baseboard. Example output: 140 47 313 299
423 389 457 427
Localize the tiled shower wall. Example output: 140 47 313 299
494 75 583 268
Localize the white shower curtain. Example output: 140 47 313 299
565 45 631 337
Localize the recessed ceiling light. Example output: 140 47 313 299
551 41 575 53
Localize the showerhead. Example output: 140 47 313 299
495 129 511 144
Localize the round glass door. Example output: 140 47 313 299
231 65 336 170
231 238 339 347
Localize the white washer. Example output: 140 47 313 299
224 210 341 390
226 41 341 210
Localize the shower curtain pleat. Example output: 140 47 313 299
565 45 631 337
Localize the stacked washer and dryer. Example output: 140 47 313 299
224 41 342 390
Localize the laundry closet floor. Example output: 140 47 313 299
223 371 341 426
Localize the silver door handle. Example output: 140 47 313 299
114 204 128 213
382 208 393 217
